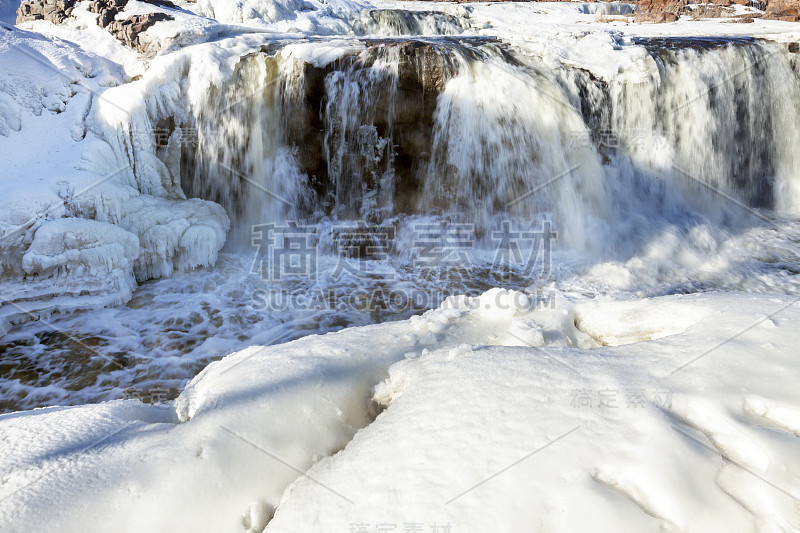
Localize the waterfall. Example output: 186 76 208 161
179 52 312 248
7 17 800 414
352 9 468 36
419 46 608 251
158 36 800 262
592 38 800 215
322 46 400 221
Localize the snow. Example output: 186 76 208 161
1 290 799 532
191 0 364 34
0 0 17 26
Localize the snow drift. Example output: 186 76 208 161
1 290 799 532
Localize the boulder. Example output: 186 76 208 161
107 12 173 52
16 0 75 24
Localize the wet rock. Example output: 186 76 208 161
280 40 463 216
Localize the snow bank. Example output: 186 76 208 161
263 292 800 532
191 0 367 34
1 290 799 532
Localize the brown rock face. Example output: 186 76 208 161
16 0 75 24
636 0 687 13
765 0 800 20
281 40 462 216
88 0 129 27
634 11 680 21
632 0 689 22
18 0 177 52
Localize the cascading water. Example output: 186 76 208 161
573 38 800 218
352 9 469 37
418 48 608 251
180 53 312 247
176 36 800 270
322 46 401 220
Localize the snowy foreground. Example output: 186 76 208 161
2 289 800 532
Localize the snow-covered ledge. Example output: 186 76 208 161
0 22 229 334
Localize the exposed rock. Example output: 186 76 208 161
88 0 128 27
635 0 687 14
107 12 173 51
18 0 177 52
16 0 75 24
632 0 759 20
635 11 680 21
764 0 800 19
632 0 690 22
689 4 736 17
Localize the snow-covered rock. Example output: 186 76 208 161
21 217 139 276
0 25 229 331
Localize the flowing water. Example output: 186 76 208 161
3 16 800 412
